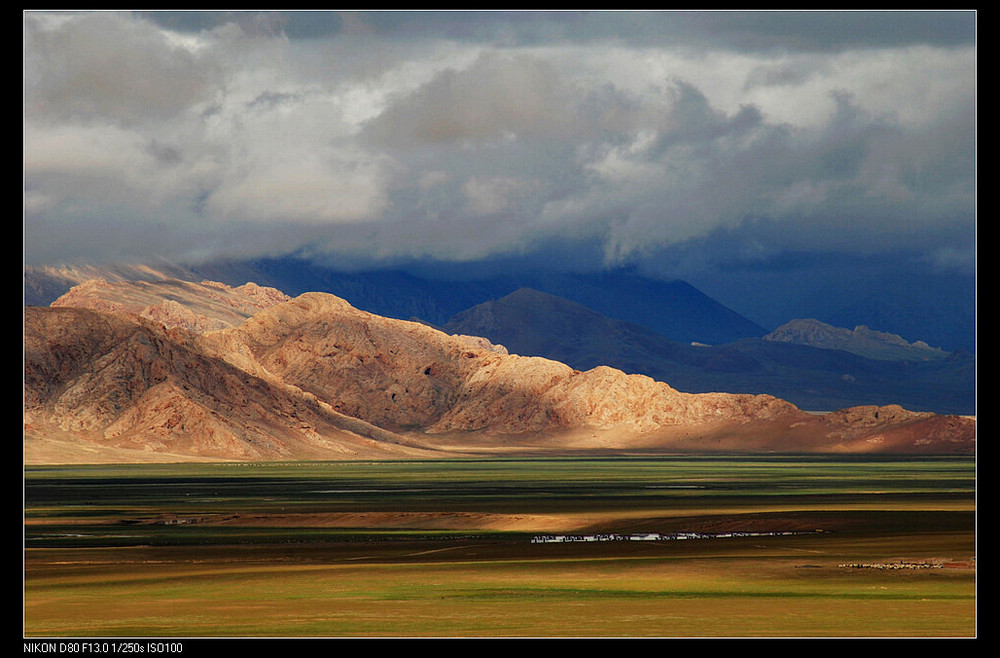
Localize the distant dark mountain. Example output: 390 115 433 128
687 254 976 353
442 288 976 415
187 257 769 345
501 268 771 346
722 338 974 415
442 288 759 375
826 288 976 354
25 255 974 354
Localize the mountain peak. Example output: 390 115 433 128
764 318 947 362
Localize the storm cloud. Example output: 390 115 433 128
24 10 976 283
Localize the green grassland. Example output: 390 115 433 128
24 456 976 638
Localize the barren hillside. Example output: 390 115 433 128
24 279 976 463
24 305 438 463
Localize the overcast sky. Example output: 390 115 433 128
23 10 976 327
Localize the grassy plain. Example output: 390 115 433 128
23 456 976 638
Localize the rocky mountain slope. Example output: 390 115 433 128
24 304 435 463
763 318 948 362
24 278 976 463
205 291 796 436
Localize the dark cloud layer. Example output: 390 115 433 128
24 10 976 343
158 10 973 51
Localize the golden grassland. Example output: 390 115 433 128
25 540 975 637
23 456 976 638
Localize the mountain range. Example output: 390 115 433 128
25 258 769 345
441 289 974 415
23 268 975 463
24 260 976 415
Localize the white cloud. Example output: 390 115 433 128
24 11 218 124
462 175 543 216
202 148 395 223
23 10 976 270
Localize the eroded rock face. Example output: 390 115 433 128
205 292 803 436
822 404 931 427
24 306 431 462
